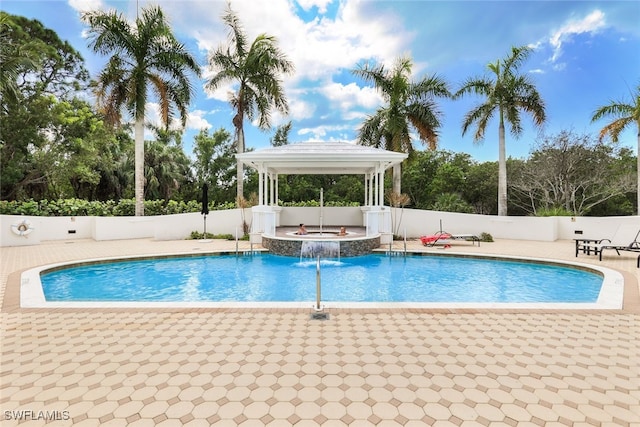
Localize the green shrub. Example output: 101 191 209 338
479 232 494 242
1 198 359 216
188 231 236 240
0 198 208 216
14 200 40 215
280 200 360 207
0 200 19 215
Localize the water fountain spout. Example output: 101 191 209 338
319 188 323 235
315 256 323 311
300 241 340 260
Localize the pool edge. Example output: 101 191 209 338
20 251 624 311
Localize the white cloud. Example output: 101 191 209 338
286 96 316 121
343 110 368 121
298 124 352 140
321 82 382 111
144 103 211 137
552 62 567 72
159 0 413 140
202 79 235 103
186 110 212 131
296 0 333 14
145 102 161 123
548 10 606 63
69 0 106 39
163 0 412 84
68 0 105 14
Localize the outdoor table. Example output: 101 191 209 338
574 238 601 257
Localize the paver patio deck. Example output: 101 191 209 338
1 237 639 426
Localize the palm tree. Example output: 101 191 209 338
352 56 450 194
591 83 640 215
456 46 546 216
207 5 294 201
144 139 191 202
83 6 200 216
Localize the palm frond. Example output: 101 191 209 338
352 56 448 153
222 5 247 60
457 46 544 143
461 103 495 142
352 61 393 101
455 76 493 99
407 101 442 149
591 83 639 142
207 11 292 134
412 73 451 100
358 113 385 148
504 104 523 137
82 9 135 56
591 102 634 122
501 45 532 75
598 117 633 142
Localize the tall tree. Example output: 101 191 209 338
0 13 90 200
207 5 294 202
455 45 546 216
352 56 450 194
193 128 237 203
511 131 635 216
1 13 88 102
270 121 292 147
0 13 40 107
83 6 200 215
144 140 191 202
591 83 640 214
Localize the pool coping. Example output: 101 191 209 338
16 250 627 311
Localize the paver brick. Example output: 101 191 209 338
2 238 639 426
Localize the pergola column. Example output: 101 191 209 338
364 174 369 206
269 172 277 206
257 163 266 205
378 164 385 206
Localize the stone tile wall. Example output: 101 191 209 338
262 236 381 257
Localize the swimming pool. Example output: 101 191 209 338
29 253 623 309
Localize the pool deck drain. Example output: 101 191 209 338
309 311 330 320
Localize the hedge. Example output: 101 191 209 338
0 199 232 216
0 198 361 216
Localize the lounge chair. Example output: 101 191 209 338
449 233 481 246
599 227 640 261
420 221 481 247
578 225 640 262
420 231 452 247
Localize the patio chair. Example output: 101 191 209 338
420 219 481 247
593 225 640 261
420 231 452 247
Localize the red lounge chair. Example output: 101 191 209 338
420 232 452 247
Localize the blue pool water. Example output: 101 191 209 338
40 254 603 303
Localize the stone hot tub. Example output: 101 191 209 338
261 226 381 257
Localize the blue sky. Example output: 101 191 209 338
2 0 639 162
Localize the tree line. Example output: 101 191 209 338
1 8 638 217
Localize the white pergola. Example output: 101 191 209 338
236 141 408 207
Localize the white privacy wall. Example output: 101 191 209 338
1 209 638 247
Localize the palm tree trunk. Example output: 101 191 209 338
134 117 145 216
236 125 245 201
392 164 401 196
497 115 508 216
